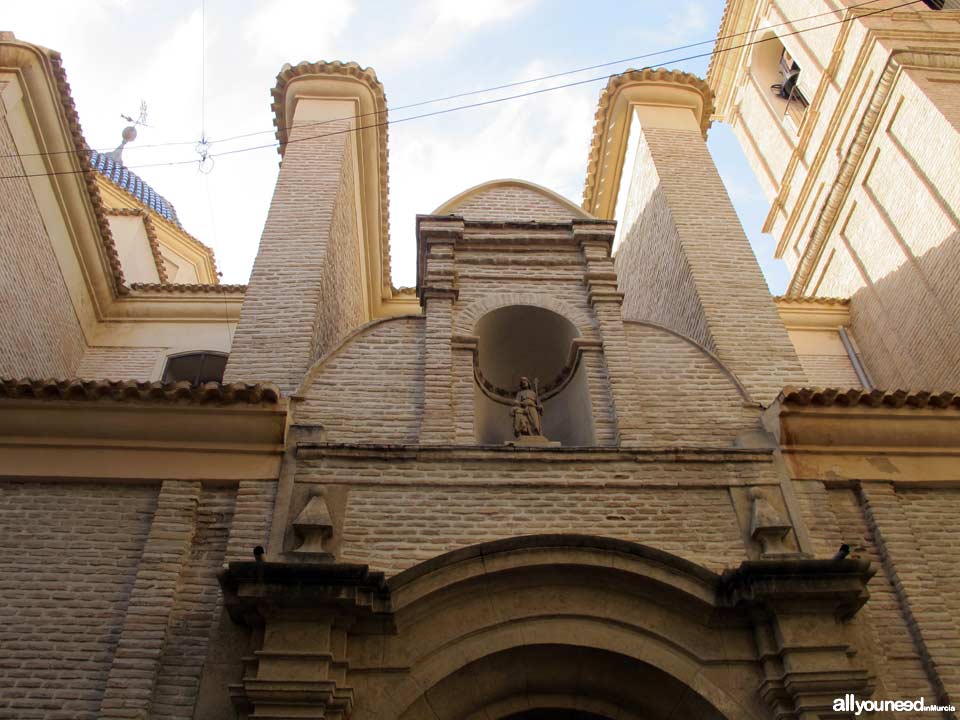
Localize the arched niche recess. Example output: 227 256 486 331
474 305 596 446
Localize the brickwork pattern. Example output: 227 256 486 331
0 481 156 720
224 118 364 393
615 128 715 354
858 482 958 705
297 317 425 444
225 480 278 561
448 185 586 222
336 483 748 575
793 483 939 701
795 353 862 388
0 103 87 379
621 126 806 404
150 486 235 720
621 322 760 446
99 480 201 719
312 137 365 362
76 346 163 381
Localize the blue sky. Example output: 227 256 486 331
6 0 790 292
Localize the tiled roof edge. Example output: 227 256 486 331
129 282 246 294
45 49 129 295
780 387 960 409
773 295 850 305
1 378 280 405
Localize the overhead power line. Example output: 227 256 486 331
0 0 894 163
0 0 921 181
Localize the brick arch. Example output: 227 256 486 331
454 292 594 336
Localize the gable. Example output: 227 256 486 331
435 180 593 222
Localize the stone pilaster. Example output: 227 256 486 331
417 217 463 445
451 334 478 444
99 480 201 720
574 220 633 446
220 561 392 720
723 558 877 720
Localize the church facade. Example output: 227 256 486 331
1 1 959 717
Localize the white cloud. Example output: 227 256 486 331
376 0 538 69
387 60 596 286
244 0 355 64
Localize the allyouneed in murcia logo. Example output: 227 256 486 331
834 694 957 715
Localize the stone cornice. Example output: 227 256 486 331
0 379 286 481
271 60 393 308
581 68 714 219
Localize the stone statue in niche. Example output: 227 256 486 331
510 377 557 446
512 377 543 437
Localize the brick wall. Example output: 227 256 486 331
312 138 366 361
76 345 163 381
297 452 777 575
795 353 862 388
150 486 235 720
296 317 425 444
224 117 365 394
616 125 806 404
448 184 585 222
788 482 960 704
0 481 156 719
0 102 86 379
616 127 715 352
621 322 761 445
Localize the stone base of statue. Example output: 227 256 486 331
506 435 561 447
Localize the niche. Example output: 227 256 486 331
474 305 596 446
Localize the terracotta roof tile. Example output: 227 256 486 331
773 295 850 305
780 387 960 409
44 49 129 295
1 378 280 405
128 282 246 294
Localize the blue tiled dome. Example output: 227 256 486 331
89 150 181 227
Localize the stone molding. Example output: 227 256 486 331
220 535 876 720
582 68 715 218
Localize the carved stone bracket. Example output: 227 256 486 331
721 559 877 720
219 561 393 720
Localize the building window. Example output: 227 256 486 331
771 49 809 115
162 351 228 385
752 35 810 130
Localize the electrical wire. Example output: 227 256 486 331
0 0 896 162
0 0 922 181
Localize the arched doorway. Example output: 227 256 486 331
398 644 730 720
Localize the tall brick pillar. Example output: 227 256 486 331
225 64 379 394
416 216 462 444
594 70 806 405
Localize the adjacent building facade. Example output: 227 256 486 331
0 2 959 717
